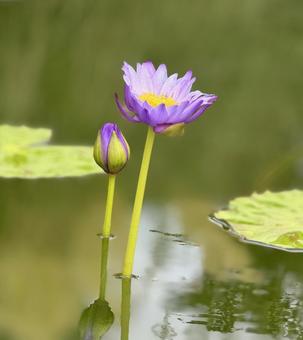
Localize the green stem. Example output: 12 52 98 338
122 127 155 277
99 237 109 299
102 174 116 237
121 278 132 340
98 174 116 299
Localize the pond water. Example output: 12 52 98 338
1 179 303 340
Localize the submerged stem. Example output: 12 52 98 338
99 237 110 299
102 174 116 237
122 127 155 277
121 278 132 340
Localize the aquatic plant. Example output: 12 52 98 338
210 190 303 252
93 123 130 238
79 295 114 340
0 125 100 178
116 61 217 277
92 122 130 336
115 61 217 134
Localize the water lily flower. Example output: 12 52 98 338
94 122 130 175
118 62 217 278
115 61 217 134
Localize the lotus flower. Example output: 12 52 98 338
115 61 217 134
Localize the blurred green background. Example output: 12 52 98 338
1 0 303 198
1 0 303 339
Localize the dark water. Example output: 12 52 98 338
1 0 303 339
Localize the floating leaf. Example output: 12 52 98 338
0 124 51 148
210 190 303 252
0 125 101 178
79 299 114 340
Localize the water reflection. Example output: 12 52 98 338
100 201 303 340
152 313 177 339
78 237 114 339
2 186 303 339
174 271 303 339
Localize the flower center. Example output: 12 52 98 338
139 93 177 107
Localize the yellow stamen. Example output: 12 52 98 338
139 93 177 107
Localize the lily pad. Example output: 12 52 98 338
79 299 114 340
0 124 52 148
0 125 101 178
210 190 303 252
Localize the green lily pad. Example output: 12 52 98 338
210 190 303 252
0 124 52 148
79 299 114 340
0 125 101 178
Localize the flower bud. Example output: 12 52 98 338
93 123 130 174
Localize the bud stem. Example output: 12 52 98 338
99 237 109 299
98 174 116 299
102 174 116 238
122 127 155 277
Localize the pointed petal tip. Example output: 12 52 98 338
122 61 134 73
208 94 218 103
114 93 139 123
157 63 168 72
114 92 121 104
143 60 154 66
185 69 193 77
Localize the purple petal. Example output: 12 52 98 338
184 104 209 123
170 70 195 101
136 105 152 125
148 103 169 126
152 64 168 94
175 98 205 121
187 90 204 101
160 73 178 96
115 125 130 159
136 62 154 93
124 85 137 111
166 101 190 123
203 94 218 104
100 123 115 170
185 95 218 123
122 62 142 95
122 62 137 86
124 86 152 124
101 123 114 151
115 93 139 122
141 61 156 76
177 76 196 100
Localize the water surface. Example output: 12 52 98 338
1 180 303 339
